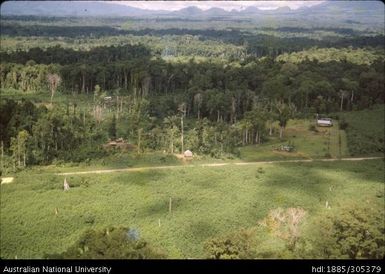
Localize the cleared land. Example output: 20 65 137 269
54 156 383 176
1 159 383 258
1 106 383 259
239 119 348 161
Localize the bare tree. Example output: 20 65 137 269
339 89 349 111
47 73 61 105
193 93 202 120
260 207 306 250
64 177 70 191
178 103 186 153
286 208 306 249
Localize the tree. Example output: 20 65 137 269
244 107 267 145
275 102 295 139
178 103 186 153
193 92 203 119
265 101 278 136
312 204 384 259
185 128 199 152
339 89 349 111
92 85 105 123
297 79 316 111
137 128 143 154
260 207 307 251
341 78 359 109
163 115 179 154
47 73 61 105
10 130 29 168
261 75 286 102
108 115 117 140
204 228 257 259
46 226 166 259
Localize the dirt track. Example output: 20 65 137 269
56 156 383 176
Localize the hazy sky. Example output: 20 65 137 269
111 1 325 11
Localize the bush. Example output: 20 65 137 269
204 228 257 259
45 226 167 259
339 119 349 130
308 124 318 132
329 114 340 120
81 213 95 225
310 204 385 259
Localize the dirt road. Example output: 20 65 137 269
56 156 383 176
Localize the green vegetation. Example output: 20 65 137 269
204 202 385 259
339 105 384 156
239 119 348 161
1 160 383 258
309 203 384 259
46 226 167 259
276 47 384 65
0 4 384 260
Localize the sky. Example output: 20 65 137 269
110 1 325 11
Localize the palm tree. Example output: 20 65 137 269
275 101 296 139
163 115 179 154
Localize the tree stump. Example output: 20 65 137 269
64 177 70 191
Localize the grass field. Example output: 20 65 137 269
1 159 383 258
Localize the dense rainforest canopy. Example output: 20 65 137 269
1 14 384 168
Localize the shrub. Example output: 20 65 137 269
259 207 306 251
204 208 308 259
82 213 95 225
311 204 385 259
204 228 257 259
308 124 318 132
324 152 332 158
339 119 349 130
45 226 167 259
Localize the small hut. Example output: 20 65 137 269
184 150 193 158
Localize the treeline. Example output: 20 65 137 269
1 24 125 38
0 98 106 165
244 34 385 58
260 26 365 35
0 24 246 40
0 44 151 65
2 24 384 59
1 45 384 113
276 47 383 65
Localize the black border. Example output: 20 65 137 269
1 259 385 274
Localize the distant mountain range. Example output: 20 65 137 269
0 1 383 17
0 1 159 16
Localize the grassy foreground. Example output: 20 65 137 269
1 159 383 258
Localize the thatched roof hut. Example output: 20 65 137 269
184 150 193 158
